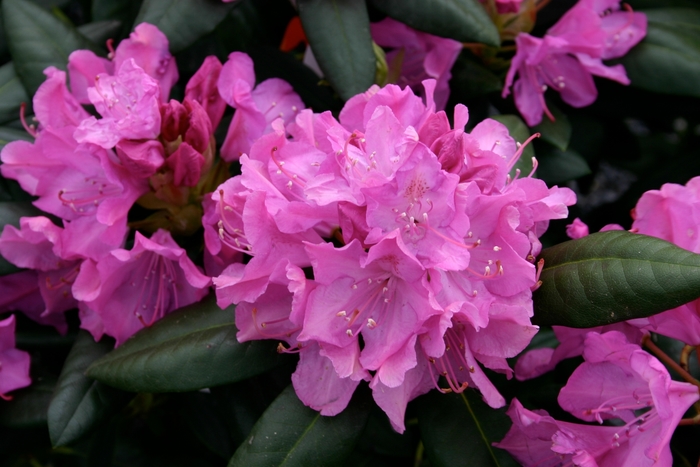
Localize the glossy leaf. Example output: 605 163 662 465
0 62 29 126
532 102 571 150
48 331 127 447
0 126 32 149
228 385 370 467
0 379 55 428
533 231 700 328
86 296 290 392
536 147 591 184
417 390 518 467
369 0 499 46
298 0 375 101
134 0 236 54
620 8 700 98
3 0 99 96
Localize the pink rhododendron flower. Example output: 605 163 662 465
68 23 177 103
217 51 304 161
566 217 589 239
498 332 700 466
185 56 226 130
207 78 575 430
72 229 211 346
371 18 462 110
0 315 31 400
503 0 647 126
495 0 522 14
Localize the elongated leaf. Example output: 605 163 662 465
86 297 290 392
534 231 700 328
48 331 127 447
0 126 32 149
0 379 55 428
0 63 29 126
134 0 236 54
536 147 591 184
620 8 700 98
298 0 375 101
369 0 499 46
77 20 123 46
417 391 518 467
3 0 99 96
532 102 571 150
228 385 370 467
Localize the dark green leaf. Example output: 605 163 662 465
490 114 536 177
86 296 290 392
134 0 236 54
228 385 370 467
0 379 55 428
0 63 30 126
0 126 32 149
179 392 233 459
417 390 518 467
532 102 571 150
536 147 591 184
3 0 99 96
77 20 123 46
0 201 41 275
534 231 700 328
249 47 342 113
449 53 503 100
48 331 127 447
620 8 700 98
298 0 375 101
369 0 499 46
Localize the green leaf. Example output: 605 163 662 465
417 391 518 467
368 0 499 46
134 0 236 54
532 102 571 150
3 0 99 96
0 62 30 126
0 126 32 149
298 0 375 101
0 379 55 428
534 231 700 328
449 54 503 100
86 296 290 393
48 331 128 447
228 385 370 467
536 147 591 185
490 114 536 177
620 8 700 98
77 20 123 46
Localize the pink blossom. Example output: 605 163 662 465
185 56 226 130
0 271 67 333
503 0 646 126
0 315 31 400
75 59 162 148
68 23 177 104
72 229 210 346
495 0 522 13
370 18 462 110
566 217 589 239
217 52 304 161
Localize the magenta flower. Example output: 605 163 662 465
370 18 462 110
495 0 522 13
566 217 589 239
217 51 304 161
68 23 178 104
72 229 211 346
185 56 226 130
502 0 646 126
209 79 575 428
0 315 31 400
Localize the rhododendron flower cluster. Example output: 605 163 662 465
206 77 575 430
497 331 700 467
0 23 213 345
503 0 647 126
